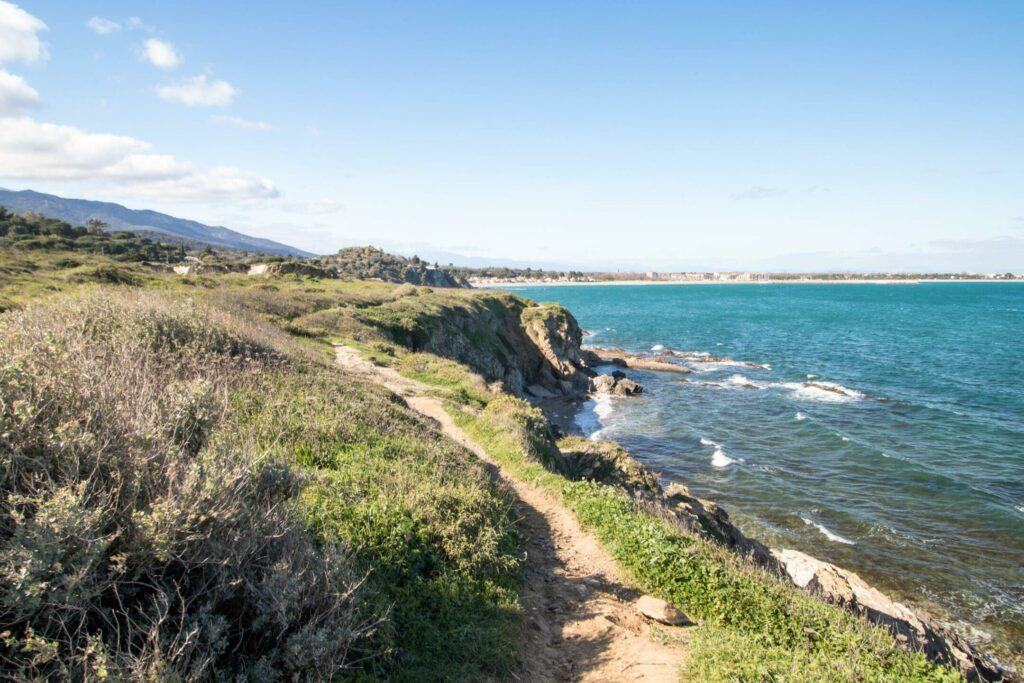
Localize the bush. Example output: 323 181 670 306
0 291 369 680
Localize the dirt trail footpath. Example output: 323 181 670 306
334 346 688 682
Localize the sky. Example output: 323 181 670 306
1 1 1022 272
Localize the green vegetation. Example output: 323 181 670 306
0 208 185 263
0 235 971 681
0 286 520 680
318 246 466 287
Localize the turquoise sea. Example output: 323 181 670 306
505 282 1023 655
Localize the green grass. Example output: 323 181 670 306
212 365 522 681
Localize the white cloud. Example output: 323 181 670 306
86 16 120 34
157 75 236 107
0 68 38 114
0 116 278 202
283 198 344 215
210 114 269 131
0 1 47 63
142 38 181 69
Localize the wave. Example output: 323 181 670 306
1015 504 1024 515
575 394 615 439
795 411 807 421
801 517 856 544
702 437 739 467
782 380 866 403
651 344 665 351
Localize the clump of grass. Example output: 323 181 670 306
0 290 369 680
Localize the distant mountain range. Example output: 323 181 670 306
0 189 312 257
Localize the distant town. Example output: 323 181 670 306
464 269 1024 285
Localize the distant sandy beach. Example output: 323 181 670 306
472 278 1021 288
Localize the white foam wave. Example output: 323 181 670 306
807 373 817 379
592 393 615 420
575 394 615 440
782 381 866 403
801 517 856 545
702 438 738 467
795 411 807 421
1015 504 1024 515
841 436 850 442
651 344 665 351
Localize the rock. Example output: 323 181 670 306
771 548 1001 680
635 596 690 626
611 369 627 380
591 375 617 394
613 378 643 396
525 384 558 399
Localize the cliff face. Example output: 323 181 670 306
363 293 594 398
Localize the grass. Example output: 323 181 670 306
0 286 522 681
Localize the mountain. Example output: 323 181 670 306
0 189 313 257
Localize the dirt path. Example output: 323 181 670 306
334 346 688 681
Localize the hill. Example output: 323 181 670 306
0 188 311 257
319 246 467 287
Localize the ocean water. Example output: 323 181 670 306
505 283 1024 654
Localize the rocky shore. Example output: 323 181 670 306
511 312 1011 681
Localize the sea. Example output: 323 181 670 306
501 282 1023 657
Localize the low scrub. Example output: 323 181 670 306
0 289 523 681
0 290 367 679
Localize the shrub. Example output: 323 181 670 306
0 291 369 680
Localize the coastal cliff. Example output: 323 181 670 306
0 241 1011 680
355 291 1006 680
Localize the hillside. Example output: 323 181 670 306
319 246 467 287
0 242 1000 681
0 189 311 257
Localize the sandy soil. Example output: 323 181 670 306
334 346 689 681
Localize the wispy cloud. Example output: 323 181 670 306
85 16 120 35
126 16 154 33
210 114 269 131
142 38 181 69
157 75 236 107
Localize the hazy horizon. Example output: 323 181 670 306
1 1 1022 271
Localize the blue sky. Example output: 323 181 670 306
1 1 1022 271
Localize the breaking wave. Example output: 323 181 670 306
801 517 856 545
702 437 739 467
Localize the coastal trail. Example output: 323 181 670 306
334 345 689 682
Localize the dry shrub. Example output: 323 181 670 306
0 289 369 680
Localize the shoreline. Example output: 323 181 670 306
541 343 1016 679
474 278 1022 287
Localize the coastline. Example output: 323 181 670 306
549 376 1010 680
474 278 1023 287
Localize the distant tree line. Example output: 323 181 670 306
0 208 186 263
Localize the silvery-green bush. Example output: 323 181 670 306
0 290 369 680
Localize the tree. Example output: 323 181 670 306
85 219 108 236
